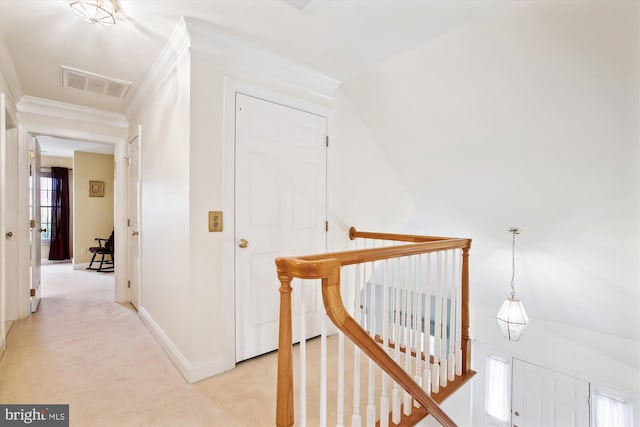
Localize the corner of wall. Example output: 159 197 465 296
138 308 227 383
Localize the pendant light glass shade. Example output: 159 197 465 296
70 0 117 27
496 228 529 340
496 296 529 341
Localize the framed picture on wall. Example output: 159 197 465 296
89 180 104 197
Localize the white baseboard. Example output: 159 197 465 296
138 307 226 383
73 263 90 270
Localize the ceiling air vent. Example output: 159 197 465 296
61 65 131 100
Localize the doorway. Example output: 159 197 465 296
234 93 328 362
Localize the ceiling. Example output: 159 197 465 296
0 0 502 114
37 135 114 158
0 0 504 155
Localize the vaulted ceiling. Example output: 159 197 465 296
0 0 501 113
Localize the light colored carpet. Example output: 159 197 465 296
0 264 283 427
0 264 444 427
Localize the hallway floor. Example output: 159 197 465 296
0 264 280 427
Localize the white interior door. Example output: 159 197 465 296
128 131 141 309
512 359 590 427
29 136 42 313
4 127 19 322
235 93 327 362
0 93 6 342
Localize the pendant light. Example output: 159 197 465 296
496 227 529 341
69 0 117 27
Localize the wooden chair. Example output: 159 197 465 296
87 231 114 272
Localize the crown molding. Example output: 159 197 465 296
0 29 23 118
183 17 342 100
17 95 128 129
125 18 191 118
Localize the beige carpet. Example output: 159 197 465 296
0 264 446 427
0 264 283 427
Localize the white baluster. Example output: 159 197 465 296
413 255 422 408
455 249 463 377
391 258 401 425
431 359 440 394
337 332 345 427
448 249 457 382
423 253 432 395
440 356 448 389
432 252 442 393
352 264 362 427
379 259 389 427
300 281 307 427
403 257 412 416
365 260 376 427
320 303 327 427
440 251 448 389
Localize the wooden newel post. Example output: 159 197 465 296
461 246 472 374
276 274 294 427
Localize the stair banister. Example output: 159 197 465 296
276 256 456 427
276 229 473 427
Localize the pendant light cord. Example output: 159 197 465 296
510 228 519 298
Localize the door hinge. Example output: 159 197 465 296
30 289 36 297
325 221 329 232
326 135 329 147
29 219 36 228
128 280 131 288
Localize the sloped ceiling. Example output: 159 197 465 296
340 1 639 341
0 0 501 113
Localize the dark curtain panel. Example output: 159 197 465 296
49 167 70 260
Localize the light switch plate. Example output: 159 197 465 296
208 211 223 232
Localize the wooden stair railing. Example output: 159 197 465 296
275 228 474 427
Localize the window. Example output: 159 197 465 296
485 355 510 423
40 174 52 242
594 391 633 427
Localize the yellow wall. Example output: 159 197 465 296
41 155 73 169
73 151 114 264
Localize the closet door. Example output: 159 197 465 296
234 93 327 362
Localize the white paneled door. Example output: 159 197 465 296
128 131 141 310
512 359 590 427
235 93 327 362
29 136 42 313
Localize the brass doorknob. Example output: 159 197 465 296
238 238 249 249
132 231 139 236
6 231 13 238
39 228 47 233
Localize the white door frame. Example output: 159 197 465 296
222 77 333 366
12 122 128 311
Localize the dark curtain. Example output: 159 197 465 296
49 167 70 260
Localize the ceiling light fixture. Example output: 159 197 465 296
69 0 117 27
496 227 529 341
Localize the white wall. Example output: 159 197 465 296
127 17 343 381
127 46 193 363
341 1 639 341
328 91 415 250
